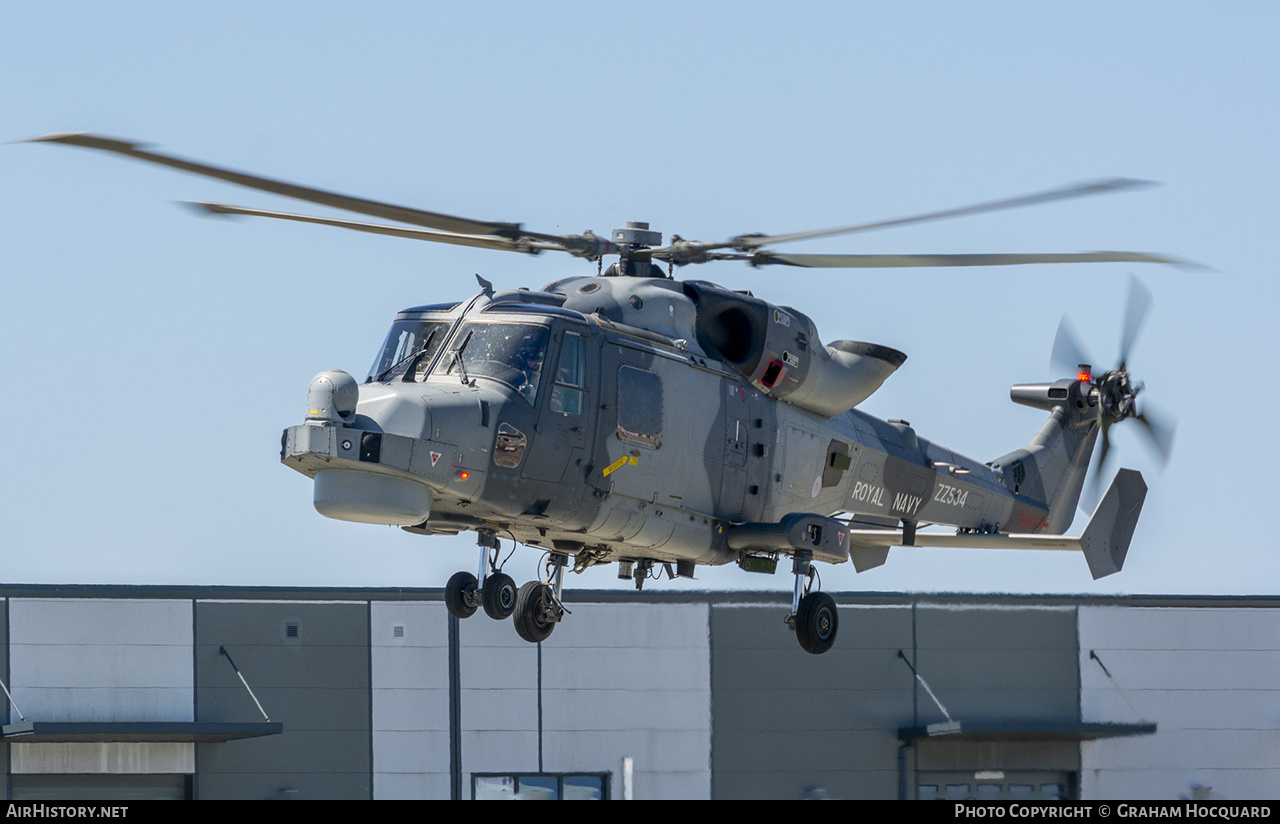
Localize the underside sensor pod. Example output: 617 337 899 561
727 513 851 565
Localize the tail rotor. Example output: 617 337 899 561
1051 276 1176 508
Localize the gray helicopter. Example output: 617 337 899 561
31 133 1178 654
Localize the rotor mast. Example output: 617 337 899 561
604 221 668 278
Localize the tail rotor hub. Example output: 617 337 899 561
1094 370 1138 424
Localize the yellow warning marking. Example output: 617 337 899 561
603 455 639 477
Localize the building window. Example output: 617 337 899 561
472 772 609 800
917 771 1074 801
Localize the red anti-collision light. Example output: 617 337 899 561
458 470 470 481
1077 364 1092 382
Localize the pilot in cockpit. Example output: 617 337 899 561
512 331 546 400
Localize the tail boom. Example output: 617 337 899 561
846 468 1147 578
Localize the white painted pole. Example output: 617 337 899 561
621 756 634 800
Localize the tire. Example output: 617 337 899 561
445 571 479 619
795 592 838 654
513 581 556 643
482 572 518 620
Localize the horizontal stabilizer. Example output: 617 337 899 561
851 546 890 572
844 469 1147 578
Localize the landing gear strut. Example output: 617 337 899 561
787 551 838 654
445 530 516 621
514 553 569 643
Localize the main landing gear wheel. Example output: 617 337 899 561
482 572 517 620
513 581 556 643
795 592 838 655
445 571 479 619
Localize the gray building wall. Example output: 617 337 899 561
1079 605 1280 800
1 599 8 797
455 601 711 800
368 598 712 800
370 600 450 799
709 599 1082 800
0 588 1276 800
909 604 1082 801
913 604 1078 723
7 598 194 781
194 600 371 800
8 599 193 724
710 601 913 799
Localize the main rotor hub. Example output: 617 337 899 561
612 221 662 249
604 221 668 278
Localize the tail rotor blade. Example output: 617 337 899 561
1082 419 1114 514
1134 404 1176 466
1095 422 1115 484
1051 317 1093 376
1060 277 1172 516
1119 276 1153 367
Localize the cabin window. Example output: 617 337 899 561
822 439 852 488
617 365 662 447
550 332 586 416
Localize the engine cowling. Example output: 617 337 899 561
683 281 906 417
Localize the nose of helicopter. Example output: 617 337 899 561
284 371 496 527
285 370 439 526
312 465 433 525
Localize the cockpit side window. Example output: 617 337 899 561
550 332 586 416
436 322 550 405
368 319 450 382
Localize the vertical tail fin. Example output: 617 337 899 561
1080 468 1147 578
996 378 1100 534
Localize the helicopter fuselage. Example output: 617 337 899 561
281 275 1066 573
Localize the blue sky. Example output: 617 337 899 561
3 2 1276 596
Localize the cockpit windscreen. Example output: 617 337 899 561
436 322 549 404
368 319 450 382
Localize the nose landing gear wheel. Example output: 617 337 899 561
795 592 838 654
513 581 556 643
482 572 518 620
445 571 479 619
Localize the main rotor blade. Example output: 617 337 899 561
1050 317 1093 376
27 132 523 239
730 178 1155 250
1119 275 1153 368
184 201 562 254
753 251 1179 269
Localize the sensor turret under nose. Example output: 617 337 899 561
307 369 358 425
